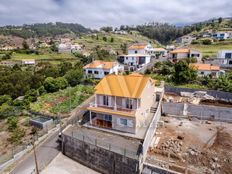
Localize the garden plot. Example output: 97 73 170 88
30 85 94 116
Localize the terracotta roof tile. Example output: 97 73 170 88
94 73 153 98
83 60 117 70
191 63 220 71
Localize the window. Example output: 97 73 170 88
104 71 109 75
229 60 232 65
135 50 138 54
103 96 109 105
120 118 127 126
94 71 99 74
104 115 112 122
126 98 133 109
201 72 204 75
225 53 232 59
88 70 92 74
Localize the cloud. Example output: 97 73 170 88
0 0 231 28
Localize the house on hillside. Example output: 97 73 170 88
128 43 153 55
58 43 82 53
118 54 151 71
152 48 167 57
169 48 202 61
176 35 196 45
86 73 163 134
191 63 225 78
21 59 36 66
83 60 123 79
212 32 229 40
118 43 154 71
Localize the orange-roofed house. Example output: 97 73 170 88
86 73 163 134
128 43 153 55
118 43 153 71
170 48 202 61
83 60 123 79
191 63 225 78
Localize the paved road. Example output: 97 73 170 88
9 95 94 174
10 130 60 174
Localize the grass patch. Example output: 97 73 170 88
190 40 232 57
11 52 76 60
30 85 94 115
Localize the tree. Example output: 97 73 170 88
202 39 212 45
2 53 11 60
7 116 18 131
55 77 68 90
44 77 58 92
103 36 107 42
58 62 72 76
218 17 223 24
172 61 197 84
64 69 83 87
110 37 114 42
22 40 29 49
25 89 39 102
100 26 113 32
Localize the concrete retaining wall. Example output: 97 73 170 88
62 134 139 174
165 86 232 102
143 163 178 174
162 102 232 122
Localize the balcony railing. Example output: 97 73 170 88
89 102 136 113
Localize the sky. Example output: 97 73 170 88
0 0 231 28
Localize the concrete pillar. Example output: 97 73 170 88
114 96 117 110
90 111 92 124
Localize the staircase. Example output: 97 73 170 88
150 107 157 113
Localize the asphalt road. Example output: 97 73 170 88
9 95 94 174
10 130 60 174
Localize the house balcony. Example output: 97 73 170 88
87 102 136 117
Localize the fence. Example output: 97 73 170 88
165 86 232 102
66 130 139 160
141 91 164 167
0 122 56 167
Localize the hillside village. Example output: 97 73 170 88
0 18 232 174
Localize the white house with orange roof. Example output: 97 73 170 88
128 43 153 55
118 43 153 71
191 63 225 78
86 73 163 134
170 48 202 61
83 60 123 79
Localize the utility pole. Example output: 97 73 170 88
32 137 39 174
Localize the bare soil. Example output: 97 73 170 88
147 117 232 174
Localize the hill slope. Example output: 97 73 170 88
0 22 91 38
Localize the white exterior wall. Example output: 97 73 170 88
218 50 232 59
135 80 155 132
128 49 146 55
112 115 136 134
123 55 151 65
84 63 123 79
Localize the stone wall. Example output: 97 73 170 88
62 134 139 174
162 102 232 122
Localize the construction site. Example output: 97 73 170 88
144 88 232 174
147 116 232 174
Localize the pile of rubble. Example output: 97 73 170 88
158 138 183 155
